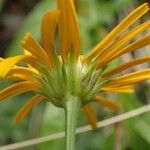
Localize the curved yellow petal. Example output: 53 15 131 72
8 66 38 75
84 3 149 61
7 67 39 82
96 21 150 66
0 57 4 62
57 0 80 61
0 81 39 101
106 69 150 87
102 86 134 93
21 33 50 65
24 49 31 55
95 96 121 111
14 95 45 123
106 78 149 87
21 53 40 73
99 34 150 67
112 69 150 81
83 104 97 129
23 55 41 70
41 10 59 63
6 74 35 82
0 55 28 78
102 56 150 78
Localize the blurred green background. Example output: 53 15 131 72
0 0 150 149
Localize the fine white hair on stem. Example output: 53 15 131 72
0 104 150 150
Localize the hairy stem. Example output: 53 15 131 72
64 95 80 150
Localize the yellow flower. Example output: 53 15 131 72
0 1 150 129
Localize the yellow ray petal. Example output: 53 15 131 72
0 81 39 101
95 96 121 111
57 0 80 61
96 21 150 66
106 77 149 87
111 69 150 82
106 69 150 87
21 33 50 65
102 86 134 93
23 55 41 70
6 74 36 82
8 66 38 75
14 95 45 123
41 10 59 62
7 67 39 82
102 56 150 78
109 77 150 87
21 52 40 73
24 49 31 55
84 3 149 61
0 55 28 78
98 34 150 67
0 57 4 62
83 104 97 129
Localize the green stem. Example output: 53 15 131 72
64 95 81 150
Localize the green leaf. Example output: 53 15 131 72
135 115 150 144
119 94 150 144
127 128 150 150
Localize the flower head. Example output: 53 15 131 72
0 1 150 129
